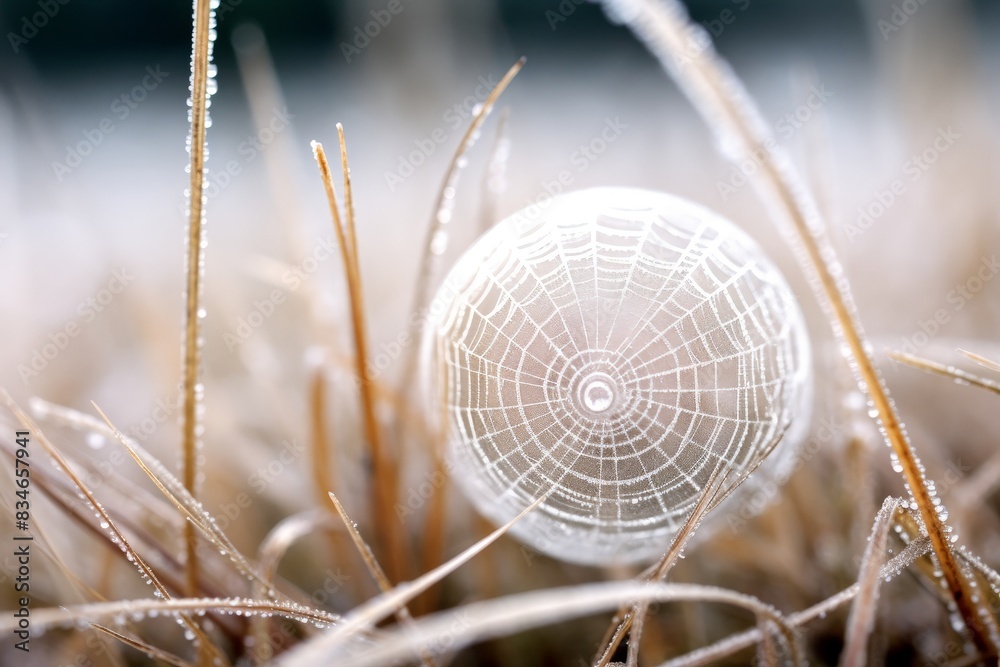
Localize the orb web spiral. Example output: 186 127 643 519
429 187 811 564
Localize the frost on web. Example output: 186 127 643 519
429 187 812 565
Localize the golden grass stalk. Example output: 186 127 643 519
255 509 339 595
92 404 279 596
595 464 730 666
279 493 549 664
392 59 524 609
90 623 192 667
891 350 1000 396
414 458 448 616
300 582 796 667
658 536 932 667
839 497 901 667
307 363 357 584
630 472 737 666
233 22 364 452
597 430 786 664
603 0 998 655
250 510 341 665
960 348 1000 375
308 365 337 534
0 597 338 634
328 492 437 667
181 0 215 603
414 355 455 615
398 57 526 402
2 436 197 601
3 396 229 666
312 134 406 584
958 551 1000 609
0 433 139 665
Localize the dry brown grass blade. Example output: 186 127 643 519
326 492 394 598
702 424 790 515
0 442 134 667
3 434 248 663
256 509 339 590
317 352 439 455
959 348 1000 375
232 21 354 435
1 432 207 605
632 471 733 666
2 394 230 666
91 403 281 599
656 536 932 667
398 57 526 405
891 351 1000 396
414 352 453 616
250 509 342 664
414 456 449 616
307 362 358 587
597 453 748 666
591 467 726 667
895 507 1000 641
337 123 359 255
286 492 549 660
90 623 193 667
0 597 338 634
328 492 437 667
957 551 1000 608
85 404 332 645
30 398 197 536
31 399 259 604
839 497 901 667
756 617 784 667
0 447 109 605
470 513 501 601
603 0 996 655
845 431 878 554
335 126 403 561
894 509 967 599
312 136 406 584
393 62 523 598
181 0 214 604
308 363 337 530
300 582 796 667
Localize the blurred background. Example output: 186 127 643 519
2 0 1000 664
2 0 1000 400
2 0 999 391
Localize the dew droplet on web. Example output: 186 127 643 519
430 229 449 256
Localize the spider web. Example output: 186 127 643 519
432 188 809 565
